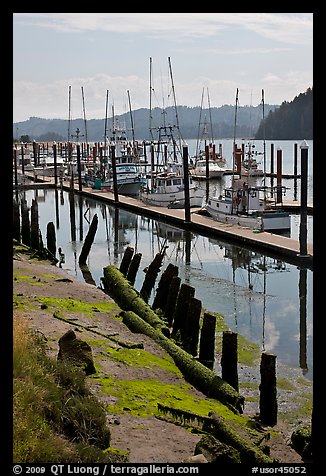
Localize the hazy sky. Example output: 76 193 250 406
13 12 313 123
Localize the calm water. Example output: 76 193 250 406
17 168 313 382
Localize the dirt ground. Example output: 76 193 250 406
12 250 312 465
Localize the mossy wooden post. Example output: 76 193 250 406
221 331 239 392
171 283 195 339
140 251 166 303
30 199 40 251
259 352 277 426
21 200 30 247
184 296 202 356
78 214 98 266
119 246 134 276
46 221 56 257
152 263 179 311
126 252 142 285
198 312 216 369
13 200 20 242
164 275 181 327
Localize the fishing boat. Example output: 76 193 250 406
190 158 225 179
239 141 264 177
88 117 147 196
205 177 291 232
140 56 205 208
204 89 291 232
191 87 232 179
140 168 205 208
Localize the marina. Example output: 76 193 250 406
13 137 313 383
13 184 313 383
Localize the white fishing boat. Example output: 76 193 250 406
140 169 205 208
205 178 291 232
205 89 291 232
190 158 225 179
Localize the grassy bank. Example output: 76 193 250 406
13 316 128 463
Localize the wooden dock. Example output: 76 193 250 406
14 174 313 269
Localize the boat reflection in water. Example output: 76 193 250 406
16 188 313 383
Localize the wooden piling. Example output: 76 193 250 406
183 145 191 223
172 283 195 338
164 275 181 327
276 147 283 204
119 246 134 276
30 199 40 251
13 200 20 241
259 352 277 426
221 331 239 392
198 312 216 369
183 296 202 356
46 221 56 257
21 201 31 247
126 252 142 285
140 251 166 303
299 141 309 256
78 214 98 266
152 263 179 312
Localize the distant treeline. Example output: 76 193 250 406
255 88 313 140
13 87 312 143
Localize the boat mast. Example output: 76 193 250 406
232 89 239 176
168 56 183 159
127 89 136 154
231 88 239 215
261 89 267 200
104 89 109 165
207 87 214 145
81 86 88 146
195 88 205 159
149 57 154 141
67 85 72 160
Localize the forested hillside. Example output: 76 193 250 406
255 88 313 140
13 87 313 142
13 104 276 142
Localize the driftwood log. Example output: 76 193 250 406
120 309 245 415
102 264 170 336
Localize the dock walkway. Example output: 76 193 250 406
82 185 313 269
14 174 313 268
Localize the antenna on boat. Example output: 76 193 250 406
81 86 88 146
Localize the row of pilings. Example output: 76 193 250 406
13 190 278 426
107 244 278 427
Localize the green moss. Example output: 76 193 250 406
277 378 296 391
96 375 246 425
279 392 313 423
35 297 119 315
103 346 183 376
239 382 259 391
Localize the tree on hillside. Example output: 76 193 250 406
255 88 313 140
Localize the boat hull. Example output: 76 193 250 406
89 176 147 197
205 197 291 231
140 188 205 208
